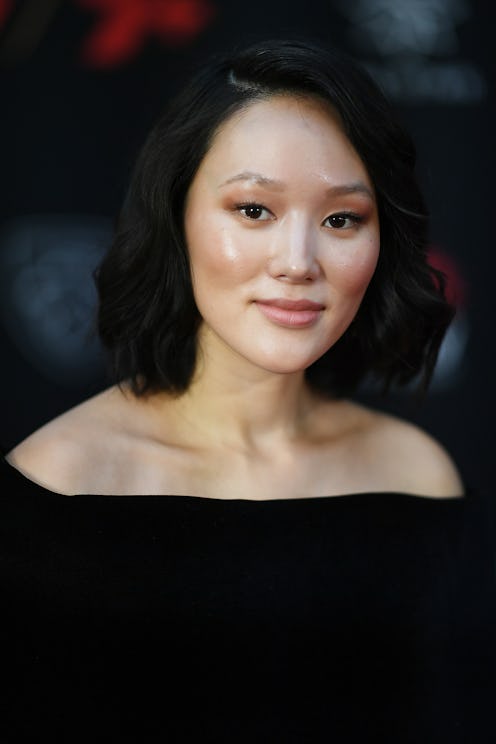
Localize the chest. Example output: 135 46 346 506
2 490 494 742
108 437 377 499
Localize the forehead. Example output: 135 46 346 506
197 94 372 189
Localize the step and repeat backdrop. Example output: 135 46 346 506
0 0 494 489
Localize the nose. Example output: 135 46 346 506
267 214 320 282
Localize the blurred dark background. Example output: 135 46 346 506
0 0 494 491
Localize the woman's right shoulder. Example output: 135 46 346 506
5 386 127 495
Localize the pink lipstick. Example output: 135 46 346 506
255 298 324 328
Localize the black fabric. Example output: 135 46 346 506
1 455 495 743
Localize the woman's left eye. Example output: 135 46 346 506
324 213 362 229
236 203 272 221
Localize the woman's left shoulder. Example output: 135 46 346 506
342 401 464 499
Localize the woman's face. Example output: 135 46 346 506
184 95 380 376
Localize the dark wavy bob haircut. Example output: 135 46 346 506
95 39 454 398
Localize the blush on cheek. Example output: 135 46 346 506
189 221 261 286
213 228 258 278
331 245 379 294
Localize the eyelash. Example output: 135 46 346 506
235 203 273 221
235 202 363 229
324 212 364 229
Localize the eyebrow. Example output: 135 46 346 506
219 171 375 200
327 182 375 200
220 171 285 191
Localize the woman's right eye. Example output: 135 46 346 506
236 204 272 221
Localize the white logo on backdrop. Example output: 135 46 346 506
338 0 487 104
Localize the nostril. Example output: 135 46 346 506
268 246 320 282
275 273 316 283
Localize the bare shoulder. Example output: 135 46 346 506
349 402 464 498
5 386 127 495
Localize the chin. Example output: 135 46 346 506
252 350 328 376
255 335 341 371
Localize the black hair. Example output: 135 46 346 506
95 39 454 398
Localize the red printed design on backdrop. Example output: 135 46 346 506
0 0 13 27
428 247 468 308
77 0 216 67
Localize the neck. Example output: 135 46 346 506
143 337 319 454
185 369 314 450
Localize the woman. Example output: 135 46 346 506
2 40 494 742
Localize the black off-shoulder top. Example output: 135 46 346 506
1 457 495 743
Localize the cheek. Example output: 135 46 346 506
187 218 260 287
326 238 380 295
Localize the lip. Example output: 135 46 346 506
258 298 325 311
255 298 325 328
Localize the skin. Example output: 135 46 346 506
185 95 380 380
6 95 464 499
